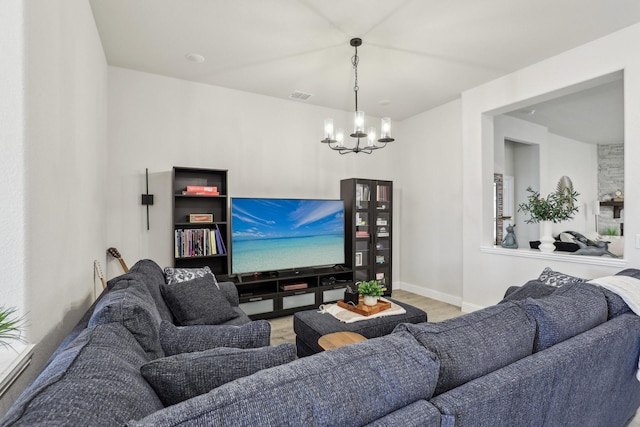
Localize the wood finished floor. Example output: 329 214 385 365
267 289 640 426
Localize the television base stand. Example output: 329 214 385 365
233 265 355 319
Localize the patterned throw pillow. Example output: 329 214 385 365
164 266 219 289
537 267 586 287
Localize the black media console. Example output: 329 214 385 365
232 266 354 320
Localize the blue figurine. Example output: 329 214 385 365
501 223 518 249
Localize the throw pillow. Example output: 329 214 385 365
520 282 607 352
160 275 239 325
141 343 297 406
164 266 219 289
537 266 586 287
499 280 557 303
159 320 271 356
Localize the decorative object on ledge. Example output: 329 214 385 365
518 178 580 253
501 223 518 249
141 168 154 230
320 38 394 154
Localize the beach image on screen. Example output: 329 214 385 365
231 198 345 274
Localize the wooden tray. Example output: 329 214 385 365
337 298 391 316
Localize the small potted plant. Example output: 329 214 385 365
357 280 384 306
0 306 26 350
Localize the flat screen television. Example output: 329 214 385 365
231 198 345 275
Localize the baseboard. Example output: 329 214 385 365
395 281 462 308
461 301 485 313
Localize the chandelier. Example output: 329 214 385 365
321 38 395 154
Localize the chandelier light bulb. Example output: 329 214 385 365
353 111 365 135
336 128 345 147
367 127 376 147
324 118 335 141
381 117 391 138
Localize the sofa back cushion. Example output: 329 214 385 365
394 301 536 395
2 323 163 426
520 282 608 352
159 320 270 356
141 343 297 406
89 278 164 359
127 331 439 426
122 259 174 323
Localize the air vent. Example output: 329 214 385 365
289 90 313 101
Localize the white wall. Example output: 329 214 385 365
0 0 108 414
462 24 640 310
105 67 402 283
394 99 463 306
0 1 26 319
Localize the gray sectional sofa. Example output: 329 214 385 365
3 260 640 426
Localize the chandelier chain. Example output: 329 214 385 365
352 47 359 110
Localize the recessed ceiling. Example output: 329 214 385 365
89 0 640 121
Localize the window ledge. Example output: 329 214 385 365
0 343 35 398
480 246 627 268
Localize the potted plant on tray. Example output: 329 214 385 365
0 306 26 350
358 280 384 306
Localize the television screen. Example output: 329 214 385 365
231 198 345 275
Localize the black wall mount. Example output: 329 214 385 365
141 168 154 230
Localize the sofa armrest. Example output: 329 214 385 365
219 281 239 307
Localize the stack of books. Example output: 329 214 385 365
175 225 227 257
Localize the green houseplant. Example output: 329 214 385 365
358 280 384 306
517 187 579 224
0 306 26 350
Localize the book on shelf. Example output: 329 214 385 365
282 283 308 291
214 224 227 254
355 231 370 238
186 185 217 193
182 190 220 196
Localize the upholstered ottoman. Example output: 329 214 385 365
293 299 427 357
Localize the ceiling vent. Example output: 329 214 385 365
289 90 313 101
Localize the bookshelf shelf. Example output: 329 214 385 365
172 167 230 278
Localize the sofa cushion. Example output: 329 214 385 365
127 259 175 322
159 320 271 356
89 278 164 359
160 275 239 325
127 331 439 427
537 266 586 287
141 343 297 406
164 266 219 288
394 301 536 395
2 323 163 426
520 282 608 352
107 259 174 323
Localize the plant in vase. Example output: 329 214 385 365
517 186 579 253
0 306 26 350
358 280 384 306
